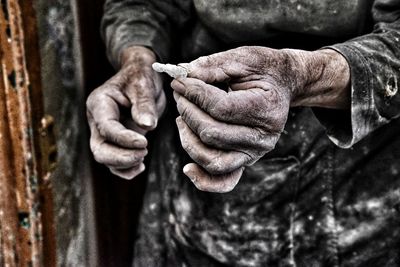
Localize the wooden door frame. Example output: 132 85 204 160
0 0 56 266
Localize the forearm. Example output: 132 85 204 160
289 49 351 109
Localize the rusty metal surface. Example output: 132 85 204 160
0 0 56 266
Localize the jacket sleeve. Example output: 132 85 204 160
101 0 193 68
314 0 400 148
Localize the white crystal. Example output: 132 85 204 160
152 62 188 78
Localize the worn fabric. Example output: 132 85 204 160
101 0 400 266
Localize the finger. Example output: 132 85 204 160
172 78 273 127
109 163 145 180
180 54 228 83
121 117 148 136
180 50 247 83
171 77 226 113
121 90 166 135
225 91 287 130
89 121 147 168
92 141 147 168
183 163 244 193
176 117 251 174
175 93 278 152
125 68 159 130
87 92 147 148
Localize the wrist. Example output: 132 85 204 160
120 45 157 69
290 49 351 109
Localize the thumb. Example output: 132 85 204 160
126 76 158 131
180 52 231 83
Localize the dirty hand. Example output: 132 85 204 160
86 46 166 179
171 46 350 192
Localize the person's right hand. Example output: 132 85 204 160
171 46 350 192
86 46 166 179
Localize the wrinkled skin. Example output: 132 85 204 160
171 46 350 192
86 46 166 179
86 45 349 188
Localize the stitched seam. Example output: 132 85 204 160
327 147 340 267
341 44 374 146
288 157 301 267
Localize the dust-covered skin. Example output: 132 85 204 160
171 47 350 192
86 46 166 179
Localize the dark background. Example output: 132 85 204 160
78 1 147 266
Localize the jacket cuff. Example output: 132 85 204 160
312 45 389 148
106 25 170 69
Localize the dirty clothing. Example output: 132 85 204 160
101 0 400 266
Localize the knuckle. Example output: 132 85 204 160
190 87 206 106
86 110 93 121
205 158 225 174
89 138 98 152
117 131 131 145
180 138 192 153
179 105 193 123
86 92 98 110
96 123 123 144
138 149 148 158
86 90 111 112
90 141 104 163
179 102 188 116
138 99 156 112
111 133 124 146
137 85 156 101
198 55 212 67
199 127 217 145
108 72 127 88
96 122 109 138
127 151 145 163
260 136 278 152
210 98 229 119
114 158 129 167
92 150 104 164
118 154 137 166
268 114 284 130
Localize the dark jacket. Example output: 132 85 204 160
101 1 400 266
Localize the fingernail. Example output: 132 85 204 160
140 114 156 128
183 164 197 182
175 117 183 126
183 164 190 174
139 163 146 173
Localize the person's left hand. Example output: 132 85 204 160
171 46 350 192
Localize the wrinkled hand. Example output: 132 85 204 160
86 46 166 179
171 46 350 192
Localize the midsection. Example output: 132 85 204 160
193 0 372 43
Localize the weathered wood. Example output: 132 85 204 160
0 0 56 266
